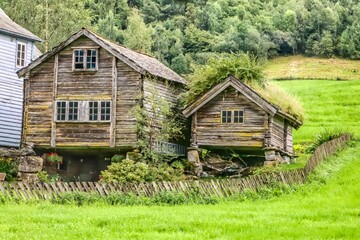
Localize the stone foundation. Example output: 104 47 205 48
264 149 292 166
0 144 42 182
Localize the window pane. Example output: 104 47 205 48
89 101 99 121
56 102 66 121
234 110 244 123
86 49 97 69
74 50 84 69
68 101 78 121
100 101 111 121
16 43 26 67
222 111 232 123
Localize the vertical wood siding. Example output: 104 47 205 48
0 33 34 147
195 86 267 147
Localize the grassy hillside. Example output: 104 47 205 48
274 80 360 144
1 143 359 239
264 55 360 80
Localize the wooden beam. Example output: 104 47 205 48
110 56 117 147
191 112 197 146
50 54 58 147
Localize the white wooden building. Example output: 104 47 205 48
0 8 42 147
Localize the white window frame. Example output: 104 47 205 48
72 48 99 71
88 100 111 122
55 100 111 122
221 110 244 124
16 42 26 68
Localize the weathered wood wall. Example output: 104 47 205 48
24 35 185 149
195 86 267 148
270 116 293 154
24 56 54 146
115 60 141 147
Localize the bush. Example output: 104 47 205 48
100 159 149 183
0 157 18 181
306 128 349 153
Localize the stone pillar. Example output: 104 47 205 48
18 156 43 182
187 147 202 176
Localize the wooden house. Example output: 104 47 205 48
17 28 186 181
182 75 302 163
0 8 42 147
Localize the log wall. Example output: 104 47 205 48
195 86 267 148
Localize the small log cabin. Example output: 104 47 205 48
182 75 302 163
0 8 42 147
18 28 186 181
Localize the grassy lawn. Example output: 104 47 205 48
1 142 360 239
274 80 360 144
264 55 360 80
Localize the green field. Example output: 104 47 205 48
1 143 360 239
274 80 360 144
264 55 360 80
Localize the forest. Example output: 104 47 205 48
1 0 360 75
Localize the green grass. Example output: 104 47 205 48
274 80 360 144
1 142 360 239
264 55 360 80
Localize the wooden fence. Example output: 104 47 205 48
0 134 351 200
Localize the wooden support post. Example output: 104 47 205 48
51 54 58 147
110 56 117 147
191 112 197 146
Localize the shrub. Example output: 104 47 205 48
306 128 349 153
0 157 18 181
100 159 149 183
37 170 50 183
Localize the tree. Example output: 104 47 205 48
122 9 153 54
2 0 92 52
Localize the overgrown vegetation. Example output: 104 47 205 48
182 53 304 120
306 128 350 153
0 157 17 181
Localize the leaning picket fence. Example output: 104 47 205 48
0 134 351 200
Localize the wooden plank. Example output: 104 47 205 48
95 182 105 196
0 182 7 196
110 56 117 147
43 183 54 199
51 53 58 147
17 182 30 200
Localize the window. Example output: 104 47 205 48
56 100 110 122
221 110 244 123
56 102 66 121
16 42 26 67
68 102 79 121
234 110 244 123
100 101 111 121
89 101 98 121
73 49 98 70
221 110 232 123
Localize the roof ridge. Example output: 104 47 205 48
86 28 156 59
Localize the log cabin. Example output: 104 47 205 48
17 28 186 181
182 75 302 164
0 8 42 147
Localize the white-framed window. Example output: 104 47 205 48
89 101 111 121
56 101 79 121
56 100 110 122
73 49 98 70
16 42 26 68
221 110 244 123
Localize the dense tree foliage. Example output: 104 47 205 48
2 0 360 72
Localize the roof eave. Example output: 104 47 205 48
0 28 42 42
276 110 303 129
